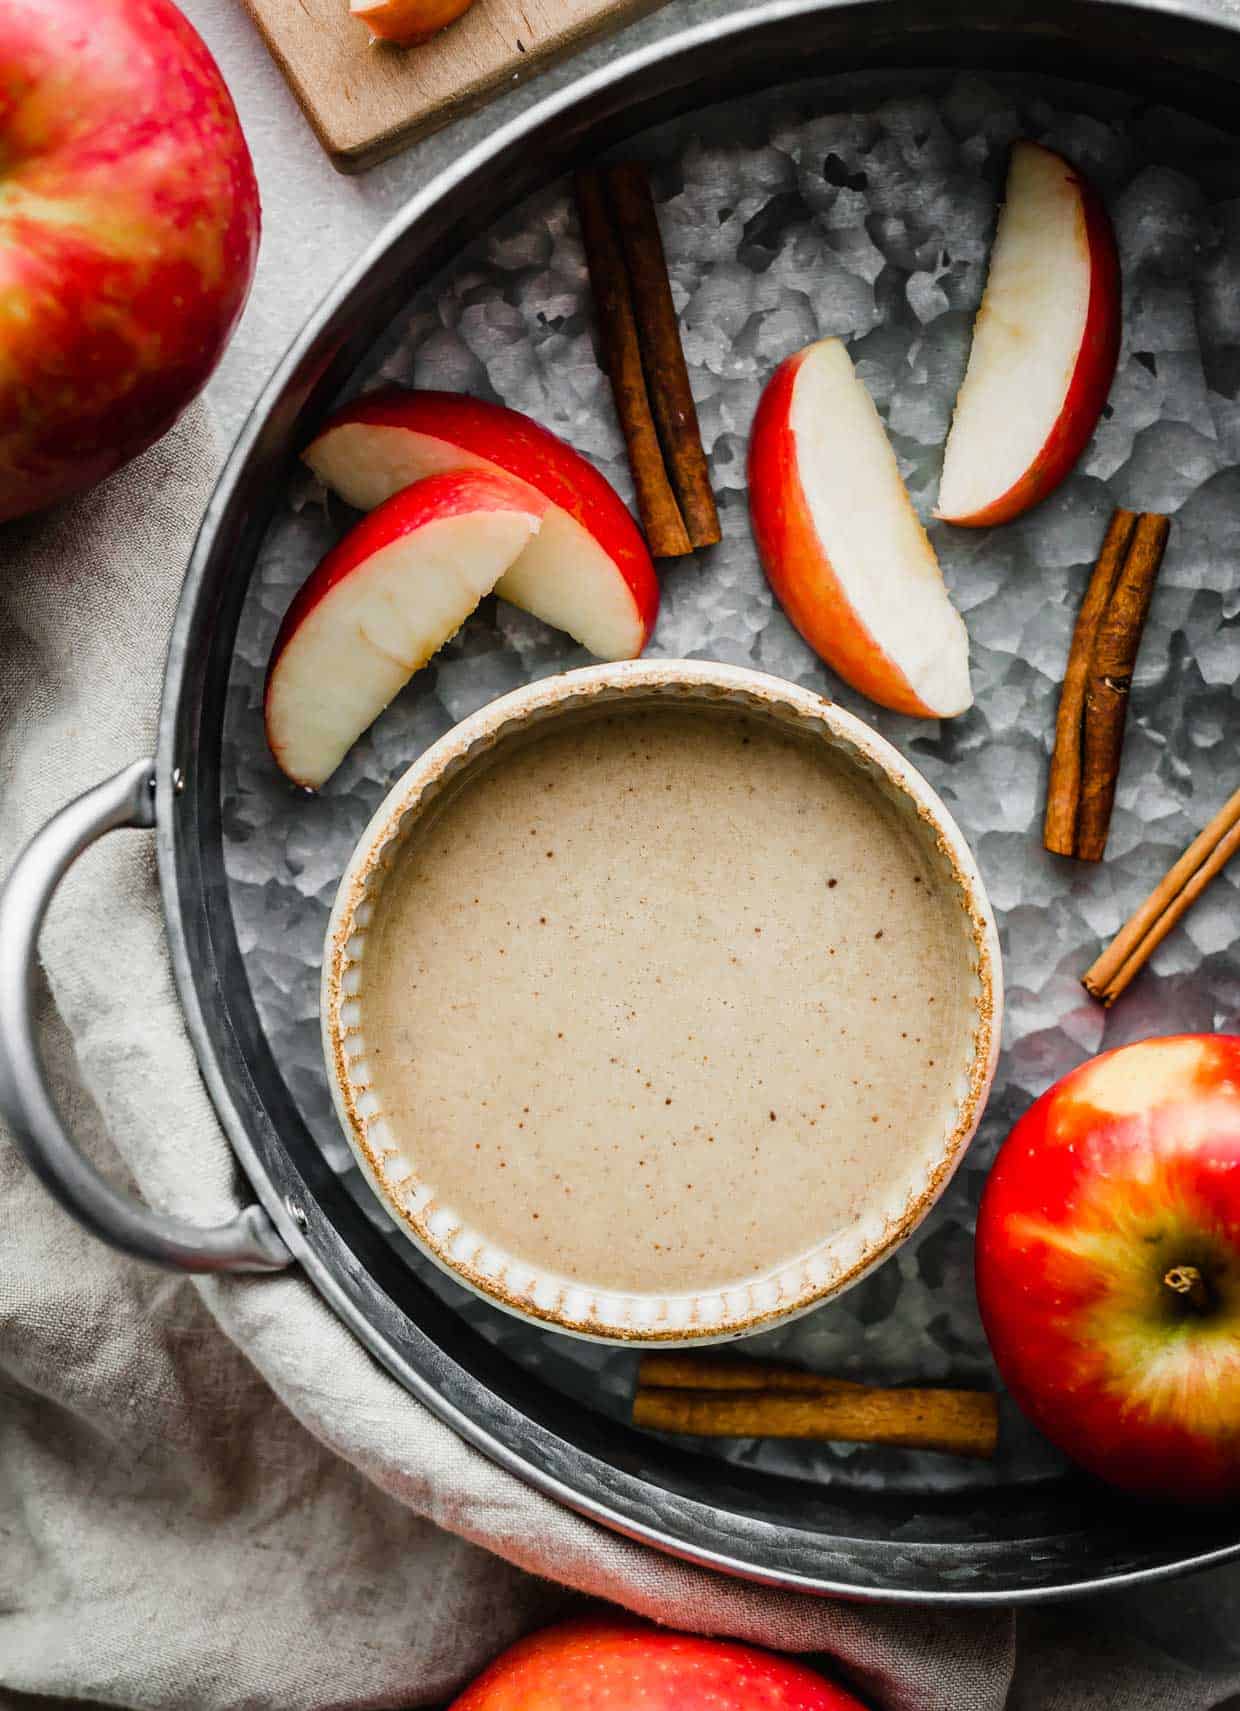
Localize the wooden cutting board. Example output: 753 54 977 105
242 0 669 173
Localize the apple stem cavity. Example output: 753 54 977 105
1163 1263 1212 1313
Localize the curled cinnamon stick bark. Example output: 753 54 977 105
575 170 691 558
637 1353 862 1393
605 163 721 550
1044 509 1136 856
1076 512 1171 861
1043 510 1169 861
633 1385 998 1459
1083 786 1240 1004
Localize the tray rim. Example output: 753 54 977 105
157 0 1240 1602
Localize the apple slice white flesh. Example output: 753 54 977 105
303 390 659 662
936 140 1121 527
748 337 971 719
266 469 543 789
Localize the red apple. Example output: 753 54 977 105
936 141 1120 527
303 389 658 660
266 469 544 788
748 336 971 719
0 0 260 522
976 1034 1240 1503
352 0 476 44
450 1618 870 1711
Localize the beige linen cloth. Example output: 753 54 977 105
2 411 1240 1710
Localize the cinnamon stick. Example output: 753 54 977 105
637 1353 863 1393
604 163 721 550
1083 787 1240 1004
1076 512 1171 860
1044 509 1137 856
575 170 691 558
1043 510 1170 861
632 1385 998 1459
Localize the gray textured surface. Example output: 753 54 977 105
219 67 1240 1493
189 0 758 442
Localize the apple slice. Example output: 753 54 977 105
303 390 658 661
748 337 971 719
936 141 1121 527
266 469 543 789
352 0 475 44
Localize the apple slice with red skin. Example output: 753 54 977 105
303 389 658 661
266 469 544 789
936 140 1121 527
748 336 971 719
351 0 475 43
976 1034 1240 1503
450 1617 871 1711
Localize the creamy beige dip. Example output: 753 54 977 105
361 707 972 1297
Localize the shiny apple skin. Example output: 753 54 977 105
264 467 543 786
945 153 1120 528
309 389 660 649
0 0 260 521
265 466 543 682
748 348 942 718
450 1618 870 1711
976 1034 1240 1503
354 0 475 44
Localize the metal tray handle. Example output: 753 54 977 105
0 760 291 1273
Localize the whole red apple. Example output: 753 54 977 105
450 1618 870 1711
0 0 260 521
976 1034 1240 1503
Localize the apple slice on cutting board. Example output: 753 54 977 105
266 469 544 789
936 140 1121 527
351 0 475 44
748 336 971 719
304 389 658 661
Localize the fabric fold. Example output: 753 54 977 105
1 407 1238 1711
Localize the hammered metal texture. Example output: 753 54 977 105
222 70 1240 1495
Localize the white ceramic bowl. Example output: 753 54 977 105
322 660 1001 1345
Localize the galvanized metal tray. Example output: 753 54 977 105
7 0 1240 1600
